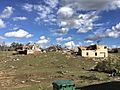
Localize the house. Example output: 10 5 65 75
16 44 41 55
77 44 108 57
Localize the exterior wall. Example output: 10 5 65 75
96 45 107 50
27 50 34 54
81 50 108 57
26 45 41 55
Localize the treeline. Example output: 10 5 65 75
0 42 24 51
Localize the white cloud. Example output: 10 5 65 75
106 30 119 38
84 40 93 43
0 6 14 18
22 1 59 25
12 26 19 30
5 42 11 47
0 19 6 28
61 0 120 11
34 5 57 24
110 45 120 48
36 6 51 19
85 34 104 41
40 36 46 40
31 3 57 24
106 0 120 10
36 36 50 48
57 7 74 19
4 29 33 38
22 3 33 12
59 21 68 27
76 13 97 33
64 41 75 49
13 16 27 21
57 0 120 34
56 37 63 42
58 12 99 33
0 36 6 40
77 28 88 33
105 22 120 38
56 36 72 42
85 22 120 41
37 39 48 45
62 36 72 41
26 34 33 38
54 28 69 35
60 28 69 34
44 0 59 8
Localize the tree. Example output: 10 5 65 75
10 42 23 48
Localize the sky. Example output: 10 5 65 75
0 0 120 48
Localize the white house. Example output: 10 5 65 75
78 44 108 57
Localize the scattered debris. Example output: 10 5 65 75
10 65 15 69
21 80 25 84
30 79 41 83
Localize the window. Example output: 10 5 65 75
95 52 97 56
86 52 88 56
104 46 107 49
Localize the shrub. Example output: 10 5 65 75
94 59 120 74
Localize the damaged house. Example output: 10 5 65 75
16 44 41 55
77 44 108 57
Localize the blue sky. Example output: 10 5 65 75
0 0 120 48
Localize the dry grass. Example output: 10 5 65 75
0 51 119 90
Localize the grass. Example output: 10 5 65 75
0 51 118 90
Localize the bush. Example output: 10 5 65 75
94 59 120 74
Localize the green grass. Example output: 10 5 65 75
0 51 117 90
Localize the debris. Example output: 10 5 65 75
10 65 15 69
30 79 41 83
21 80 25 84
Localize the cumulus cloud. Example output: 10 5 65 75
22 2 58 24
0 36 6 40
5 42 12 47
53 28 69 35
105 22 120 38
61 0 120 11
59 21 68 27
85 22 120 41
56 36 72 42
35 6 51 19
57 0 120 34
12 25 19 30
57 7 74 19
13 16 27 21
85 33 105 41
4 29 33 38
106 0 120 10
34 5 57 24
0 6 14 18
58 12 99 33
37 36 49 44
0 19 6 28
44 0 59 8
26 34 33 38
40 36 46 40
110 45 120 49
84 40 93 43
64 41 75 49
22 3 33 12
37 36 50 48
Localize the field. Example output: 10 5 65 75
0 51 120 90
